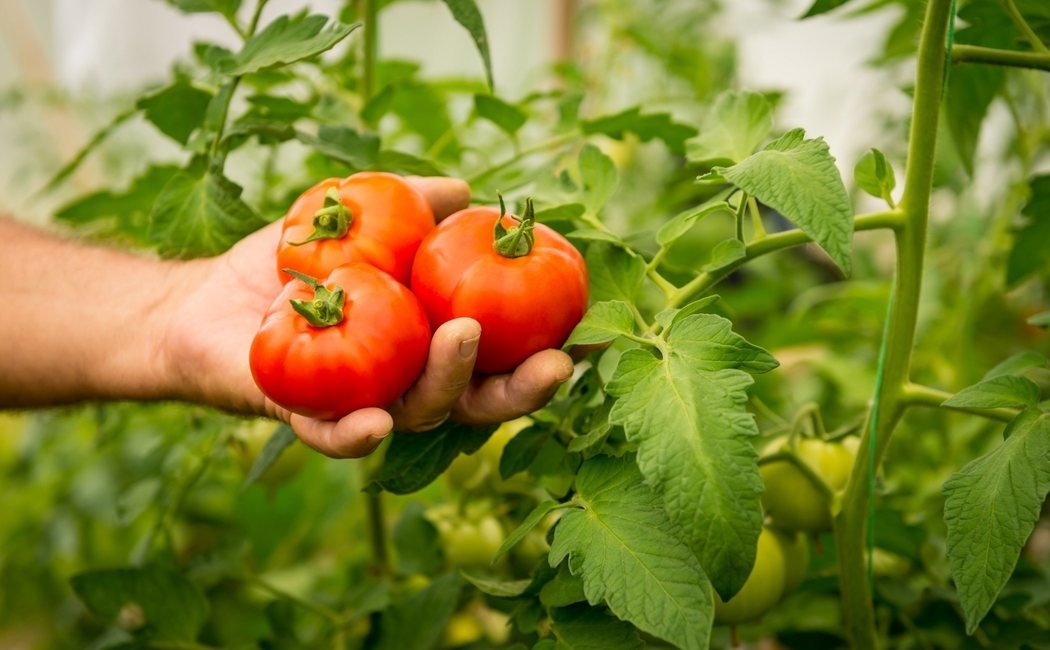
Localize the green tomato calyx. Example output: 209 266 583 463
493 194 536 258
290 187 353 245
285 268 346 327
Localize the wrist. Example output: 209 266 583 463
144 257 216 403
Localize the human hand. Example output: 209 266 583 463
158 177 576 458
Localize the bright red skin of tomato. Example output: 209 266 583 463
249 263 431 420
410 207 588 374
276 172 435 285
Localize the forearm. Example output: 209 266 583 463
0 217 196 407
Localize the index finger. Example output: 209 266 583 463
405 176 471 221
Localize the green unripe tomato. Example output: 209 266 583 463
759 436 858 532
440 515 505 569
440 612 484 648
444 418 533 493
771 528 810 593
714 527 787 625
233 419 309 487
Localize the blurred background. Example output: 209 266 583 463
1 1 1047 648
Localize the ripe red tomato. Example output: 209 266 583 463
276 172 435 285
410 199 588 374
249 263 430 420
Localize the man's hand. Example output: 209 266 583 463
159 177 575 458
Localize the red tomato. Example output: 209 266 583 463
276 172 434 285
410 199 588 374
249 263 430 420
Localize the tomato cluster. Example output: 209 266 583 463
248 173 589 420
713 434 860 628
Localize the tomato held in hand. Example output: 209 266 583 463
249 264 430 420
276 172 435 285
410 198 588 374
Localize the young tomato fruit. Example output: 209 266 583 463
276 172 435 285
249 264 430 420
760 436 859 532
714 526 787 625
410 198 588 374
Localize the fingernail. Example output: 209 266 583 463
459 335 480 359
370 429 392 442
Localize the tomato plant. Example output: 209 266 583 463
277 172 435 285
411 198 588 374
250 264 430 419
4 0 1050 648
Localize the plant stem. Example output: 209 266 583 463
208 0 269 165
245 573 342 622
834 2 953 647
952 44 1050 72
465 132 577 185
900 383 1018 422
662 209 902 316
1001 0 1050 54
366 490 391 575
362 0 379 101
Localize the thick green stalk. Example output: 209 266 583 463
833 1 953 648
952 44 1050 72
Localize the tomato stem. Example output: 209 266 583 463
289 187 352 246
493 194 536 258
284 269 346 327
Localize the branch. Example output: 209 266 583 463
900 383 1018 423
1001 0 1049 54
952 44 1050 72
661 209 903 315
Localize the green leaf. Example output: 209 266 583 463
393 502 444 575
375 150 446 176
460 571 532 598
540 563 587 608
70 566 208 642
607 314 777 598
549 455 713 649
219 13 358 76
943 410 1050 633
137 80 213 145
243 424 298 487
441 0 494 90
582 107 698 155
149 165 266 258
500 424 554 479
164 0 241 20
494 500 561 563
687 91 773 165
715 128 854 275
565 301 635 347
568 398 614 457
55 164 179 230
655 201 731 247
655 296 721 331
945 66 1003 176
586 244 646 304
373 421 496 494
551 605 644 650
566 229 628 247
1008 175 1050 285
1028 311 1050 328
474 94 526 136
701 238 746 272
297 125 380 169
537 203 586 223
40 107 137 195
984 350 1048 379
375 573 461 650
578 144 618 215
801 0 856 18
943 376 1041 410
853 147 896 205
